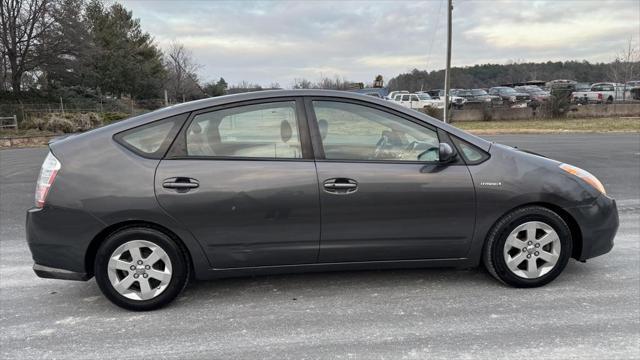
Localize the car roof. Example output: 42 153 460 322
65 89 491 151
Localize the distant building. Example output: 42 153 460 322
347 75 389 98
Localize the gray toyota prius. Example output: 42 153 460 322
27 90 619 310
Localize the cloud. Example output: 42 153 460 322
121 0 640 87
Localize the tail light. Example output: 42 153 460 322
597 93 603 100
35 151 61 208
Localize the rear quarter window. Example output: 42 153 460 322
114 114 186 159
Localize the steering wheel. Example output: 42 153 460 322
372 133 390 159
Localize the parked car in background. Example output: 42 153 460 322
574 82 592 92
391 92 443 110
27 89 618 310
425 89 467 109
571 82 626 104
488 87 531 106
453 89 502 105
514 86 552 103
625 81 640 100
350 87 389 99
386 90 409 101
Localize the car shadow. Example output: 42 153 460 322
57 259 603 312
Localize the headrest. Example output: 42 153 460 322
318 119 328 140
281 120 292 143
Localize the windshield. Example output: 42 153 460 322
417 94 432 100
471 89 487 95
456 90 472 96
498 87 517 94
517 86 545 94
592 84 614 91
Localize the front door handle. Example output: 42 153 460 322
323 178 358 194
163 177 199 190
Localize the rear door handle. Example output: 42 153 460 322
163 177 199 190
323 178 358 194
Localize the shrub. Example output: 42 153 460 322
45 115 75 133
549 95 570 118
21 112 105 133
482 103 493 121
102 112 129 124
422 106 443 120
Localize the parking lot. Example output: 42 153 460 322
1 133 639 359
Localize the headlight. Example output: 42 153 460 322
510 96 517 101
559 163 606 195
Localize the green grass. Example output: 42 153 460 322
453 117 640 134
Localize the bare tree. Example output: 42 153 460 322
0 34 7 90
292 78 312 89
609 38 639 94
0 0 53 92
165 41 204 102
292 75 352 90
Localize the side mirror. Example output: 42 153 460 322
439 143 457 163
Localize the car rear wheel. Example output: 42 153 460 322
94 227 189 311
483 206 572 287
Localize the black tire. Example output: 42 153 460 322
483 206 572 288
94 227 189 311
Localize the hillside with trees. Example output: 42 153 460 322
387 60 639 91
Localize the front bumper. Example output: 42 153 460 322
566 195 619 261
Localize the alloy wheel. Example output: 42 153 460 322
107 240 173 301
503 221 561 279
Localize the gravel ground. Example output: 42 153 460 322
1 133 639 359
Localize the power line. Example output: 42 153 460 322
425 0 445 71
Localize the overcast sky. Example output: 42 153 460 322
122 0 640 87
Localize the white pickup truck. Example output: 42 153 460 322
390 93 444 110
571 82 626 104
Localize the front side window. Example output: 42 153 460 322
185 101 302 159
312 101 440 162
401 95 410 101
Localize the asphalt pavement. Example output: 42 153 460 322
1 133 639 359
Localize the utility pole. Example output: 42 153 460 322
443 0 453 123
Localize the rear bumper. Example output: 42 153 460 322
566 195 619 261
33 263 90 281
26 206 104 278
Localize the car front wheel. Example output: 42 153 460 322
483 206 572 287
94 227 189 311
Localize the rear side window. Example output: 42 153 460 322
184 101 302 159
114 115 185 159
